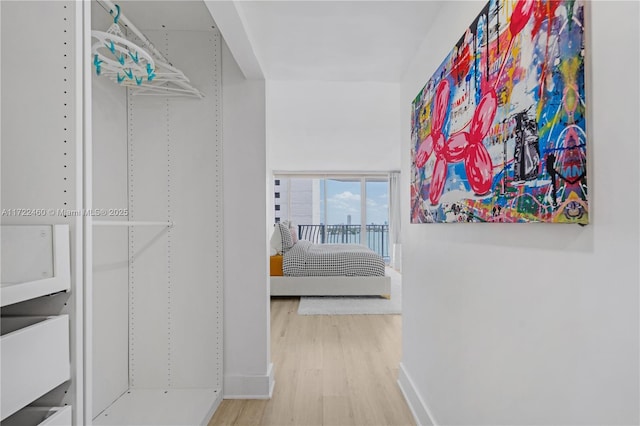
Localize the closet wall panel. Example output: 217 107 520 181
1 1 77 223
126 29 222 391
126 92 172 389
158 30 222 389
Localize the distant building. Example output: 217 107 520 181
274 178 320 226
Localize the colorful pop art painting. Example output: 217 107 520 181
410 0 588 224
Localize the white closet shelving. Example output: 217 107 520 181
1 1 83 424
1 226 72 422
1 1 224 424
88 1 223 425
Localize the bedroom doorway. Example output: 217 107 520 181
258 169 407 423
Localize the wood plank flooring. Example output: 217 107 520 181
208 297 415 426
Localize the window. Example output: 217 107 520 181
273 173 392 261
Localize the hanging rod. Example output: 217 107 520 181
93 220 174 228
95 0 204 98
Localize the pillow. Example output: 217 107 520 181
283 220 298 244
270 224 283 255
270 222 294 255
278 222 294 253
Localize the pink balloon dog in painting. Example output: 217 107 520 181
415 80 498 205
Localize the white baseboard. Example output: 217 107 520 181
397 362 438 426
223 363 275 399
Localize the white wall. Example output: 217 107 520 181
267 81 401 172
222 40 273 398
398 2 639 425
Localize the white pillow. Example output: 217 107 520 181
270 224 283 255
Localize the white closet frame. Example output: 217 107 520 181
82 3 94 424
1 1 86 424
84 1 223 424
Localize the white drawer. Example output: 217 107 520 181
1 225 71 307
1 316 70 420
2 406 72 426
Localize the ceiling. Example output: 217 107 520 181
236 1 442 82
95 0 442 83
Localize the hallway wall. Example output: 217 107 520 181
398 2 639 424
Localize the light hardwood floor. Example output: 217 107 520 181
208 297 415 426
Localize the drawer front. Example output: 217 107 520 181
1 315 70 420
2 406 72 426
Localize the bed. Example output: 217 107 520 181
269 222 391 297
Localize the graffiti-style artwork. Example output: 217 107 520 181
410 0 588 224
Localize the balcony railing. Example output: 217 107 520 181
297 224 389 260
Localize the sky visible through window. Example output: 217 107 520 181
319 179 388 225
